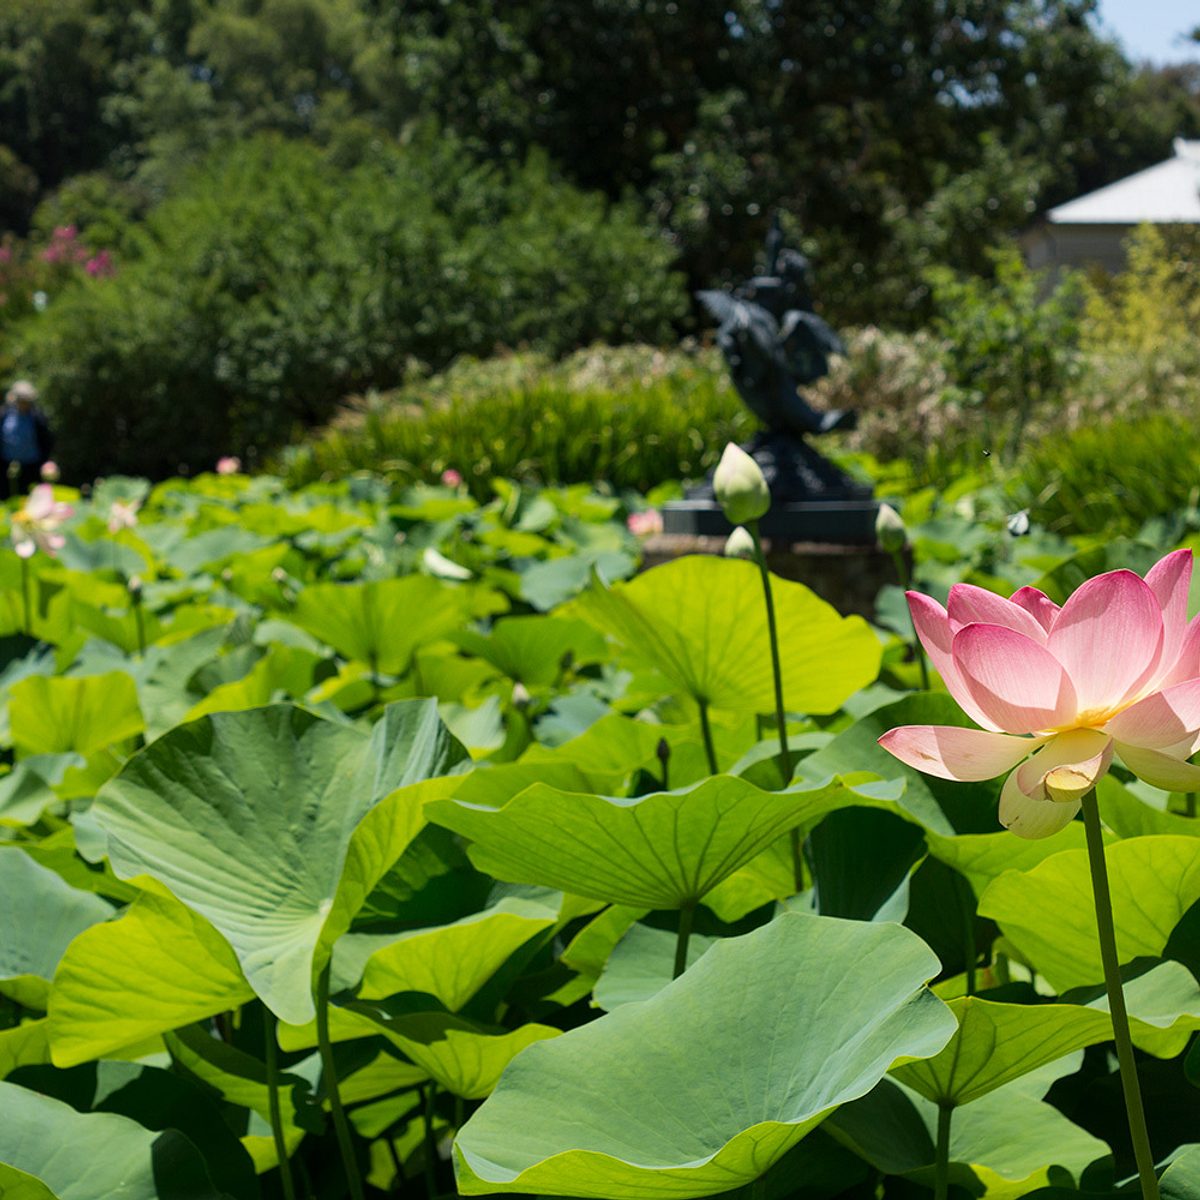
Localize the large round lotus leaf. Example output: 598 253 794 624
0 848 112 1009
891 997 1126 1106
0 1080 227 1199
427 775 902 908
287 576 472 675
451 615 608 686
91 700 467 1024
978 835 1200 992
453 913 954 1198
574 556 880 714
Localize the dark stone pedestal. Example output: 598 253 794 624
641 533 900 620
661 498 880 545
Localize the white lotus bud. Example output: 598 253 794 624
724 526 756 560
713 443 769 526
875 503 908 553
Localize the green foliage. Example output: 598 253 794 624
284 344 750 495
14 135 686 479
927 248 1085 464
1 469 1200 1199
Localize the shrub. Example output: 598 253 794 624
280 344 754 495
12 133 687 480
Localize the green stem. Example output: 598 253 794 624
889 547 929 690
133 601 145 657
1186 793 1196 819
934 1103 952 1200
748 524 793 778
263 1006 297 1200
673 902 695 980
748 524 803 892
750 1173 768 1200
698 700 719 775
19 556 30 636
956 874 977 995
316 962 366 1200
1080 789 1160 1200
422 1083 438 1200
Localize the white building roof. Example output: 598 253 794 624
1048 138 1200 225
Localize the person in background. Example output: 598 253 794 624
2 381 54 497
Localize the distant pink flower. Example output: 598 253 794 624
107 498 140 533
12 484 74 559
879 550 1200 838
441 468 463 487
626 509 663 537
216 456 241 475
0 245 12 264
40 461 60 483
84 251 114 278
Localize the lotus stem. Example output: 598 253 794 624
698 700 719 775
747 523 801 891
1186 793 1196 819
263 1006 298 1200
673 902 695 980
316 961 366 1200
956 873 977 995
1080 789 1160 1200
934 1102 952 1200
422 1083 438 1200
19 556 30 636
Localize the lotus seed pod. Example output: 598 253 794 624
713 443 770 526
875 503 907 553
724 526 756 560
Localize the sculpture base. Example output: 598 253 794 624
661 498 880 545
642 533 898 619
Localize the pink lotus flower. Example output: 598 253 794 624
39 461 60 483
441 468 463 487
11 484 74 559
107 498 140 533
626 509 664 537
880 550 1200 838
216 456 241 475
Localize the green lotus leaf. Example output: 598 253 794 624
91 700 467 1024
9 672 144 758
924 824 1094 898
346 1001 561 1100
1082 959 1200 1057
797 694 1005 836
0 1018 50 1078
593 923 717 1010
0 848 113 1009
165 1022 322 1136
49 890 254 1066
827 1068 1106 1193
1162 1144 1200 1200
0 1165 57 1200
451 615 607 685
287 576 472 674
353 897 557 1008
891 996 1123 1106
574 556 880 714
0 1080 227 1199
978 835 1200 992
1096 774 1200 839
0 754 83 826
428 775 903 909
560 905 649 980
453 913 955 1198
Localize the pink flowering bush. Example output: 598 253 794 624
880 549 1200 837
11 484 74 559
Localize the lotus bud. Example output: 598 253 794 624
713 443 770 526
271 566 288 585
724 526 756 560
127 575 143 601
1007 509 1031 537
221 567 234 584
512 681 532 709
875 504 907 553
40 461 60 483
